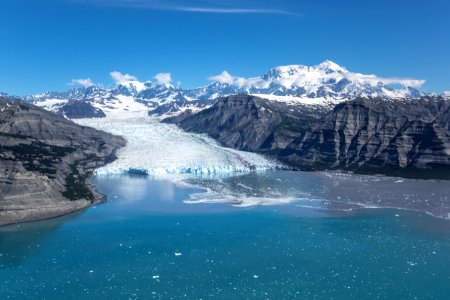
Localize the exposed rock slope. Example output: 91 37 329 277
283 97 450 178
164 94 327 153
59 100 106 119
0 98 126 226
166 95 450 179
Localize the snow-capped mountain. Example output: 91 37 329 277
25 82 195 117
189 60 423 100
22 61 426 118
26 84 182 107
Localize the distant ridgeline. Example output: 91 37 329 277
20 61 426 118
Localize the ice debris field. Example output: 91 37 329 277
76 111 280 177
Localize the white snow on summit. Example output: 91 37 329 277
200 60 425 99
110 71 147 92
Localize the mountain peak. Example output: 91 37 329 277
316 60 347 73
264 61 347 80
265 65 307 79
119 80 146 93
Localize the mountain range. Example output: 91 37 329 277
17 61 430 118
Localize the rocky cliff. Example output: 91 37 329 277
282 97 450 178
0 98 126 226
59 100 106 119
166 95 450 179
163 94 327 153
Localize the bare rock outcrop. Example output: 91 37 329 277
166 95 450 179
0 98 125 226
283 97 450 178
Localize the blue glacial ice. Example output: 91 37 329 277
75 112 281 177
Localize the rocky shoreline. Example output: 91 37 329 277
0 98 126 226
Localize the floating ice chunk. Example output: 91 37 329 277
185 195 298 207
174 252 182 256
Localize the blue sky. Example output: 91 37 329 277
0 0 449 95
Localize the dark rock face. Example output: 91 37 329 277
58 100 106 119
282 97 450 178
149 98 214 116
0 98 125 226
164 94 327 153
167 95 450 179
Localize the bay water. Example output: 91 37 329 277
1 171 449 299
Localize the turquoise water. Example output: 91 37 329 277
1 172 449 299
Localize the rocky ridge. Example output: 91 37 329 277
166 95 450 179
0 97 126 226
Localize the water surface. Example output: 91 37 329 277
1 171 449 299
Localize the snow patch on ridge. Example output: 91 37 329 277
92 95 148 115
34 99 67 112
250 94 345 106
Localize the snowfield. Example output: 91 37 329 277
75 110 280 177
250 94 345 106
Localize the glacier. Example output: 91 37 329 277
75 110 281 177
